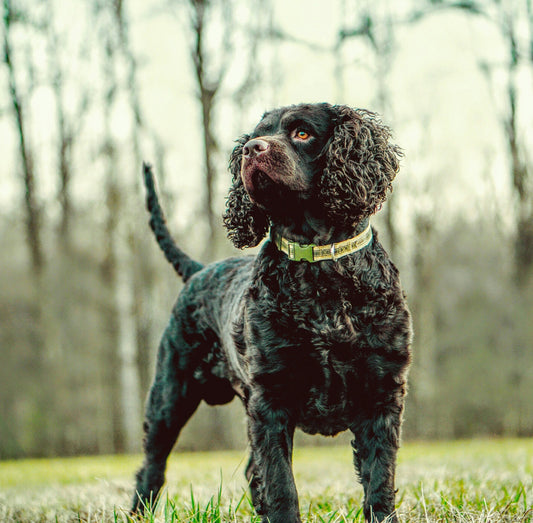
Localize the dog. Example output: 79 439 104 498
131 103 412 523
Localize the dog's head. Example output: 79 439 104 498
223 103 402 248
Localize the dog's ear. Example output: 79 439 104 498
318 106 402 226
223 135 269 248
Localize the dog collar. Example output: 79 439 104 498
272 224 372 262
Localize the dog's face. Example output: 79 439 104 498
224 103 402 249
240 104 335 212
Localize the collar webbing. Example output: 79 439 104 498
272 224 372 263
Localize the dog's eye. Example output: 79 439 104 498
293 129 311 141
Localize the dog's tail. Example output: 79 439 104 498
142 163 204 282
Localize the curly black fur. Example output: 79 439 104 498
223 135 270 248
131 103 412 523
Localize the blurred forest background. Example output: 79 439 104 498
1 0 533 460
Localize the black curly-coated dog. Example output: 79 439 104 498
131 103 412 523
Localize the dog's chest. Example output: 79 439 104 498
282 292 372 435
295 343 362 436
247 257 409 435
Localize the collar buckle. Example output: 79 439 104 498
287 241 316 262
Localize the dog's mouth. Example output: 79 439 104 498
243 169 271 198
241 157 309 210
241 163 281 206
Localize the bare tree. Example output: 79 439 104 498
188 0 227 259
113 0 143 170
112 0 173 397
504 7 533 285
1 0 63 455
477 0 533 285
3 0 42 273
95 0 142 454
173 0 274 259
413 0 533 284
411 213 438 438
44 2 89 249
419 0 533 436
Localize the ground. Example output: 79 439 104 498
0 439 531 522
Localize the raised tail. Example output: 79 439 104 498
142 163 204 282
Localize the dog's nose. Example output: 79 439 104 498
243 138 269 159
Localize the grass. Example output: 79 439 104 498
0 439 531 522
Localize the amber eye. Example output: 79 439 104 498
294 129 311 140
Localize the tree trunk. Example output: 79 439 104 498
3 0 57 455
113 0 159 404
114 223 143 453
412 215 438 438
191 0 220 260
101 177 123 454
504 19 531 284
3 1 43 274
502 10 532 434
96 13 143 451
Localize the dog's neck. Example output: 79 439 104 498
271 215 370 246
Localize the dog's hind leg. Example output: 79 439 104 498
131 316 202 513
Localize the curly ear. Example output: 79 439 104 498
223 135 269 248
318 106 402 226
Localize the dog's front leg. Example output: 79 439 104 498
351 401 404 523
247 391 301 523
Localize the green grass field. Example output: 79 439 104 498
0 439 531 522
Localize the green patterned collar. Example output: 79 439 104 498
272 224 373 262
